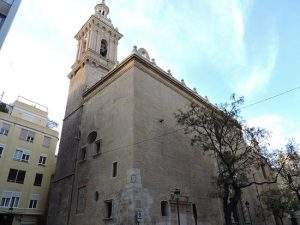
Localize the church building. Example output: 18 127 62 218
47 1 273 225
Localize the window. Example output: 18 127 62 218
94 191 99 202
95 139 102 155
28 194 39 209
0 192 21 208
13 149 30 162
112 162 118 177
29 200 37 209
76 186 87 213
161 201 168 216
0 122 10 136
0 197 10 207
105 200 113 219
192 204 198 224
38 156 47 165
0 144 4 157
87 131 97 144
100 39 108 57
7 169 26 184
19 128 35 143
42 136 51 148
33 173 43 186
80 147 87 161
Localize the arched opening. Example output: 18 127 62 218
82 39 87 53
100 39 108 57
87 131 97 144
161 201 168 217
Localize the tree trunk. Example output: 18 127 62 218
224 208 233 225
296 190 300 203
223 183 233 225
279 217 284 225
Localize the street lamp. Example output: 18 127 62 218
245 201 253 225
174 189 181 225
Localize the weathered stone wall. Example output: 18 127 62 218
49 55 276 225
131 66 224 225
67 67 136 225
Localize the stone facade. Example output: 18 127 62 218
47 2 276 225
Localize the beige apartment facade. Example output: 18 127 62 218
0 98 58 225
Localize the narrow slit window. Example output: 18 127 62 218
95 139 102 155
112 162 118 177
193 204 198 225
80 147 87 161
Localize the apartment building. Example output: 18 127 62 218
0 0 21 49
0 97 58 225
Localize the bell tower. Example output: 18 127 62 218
65 0 123 116
70 0 123 90
47 3 122 225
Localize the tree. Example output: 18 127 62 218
0 102 8 113
276 140 300 203
175 94 278 225
261 188 298 225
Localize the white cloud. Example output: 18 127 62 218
248 114 300 150
236 36 278 96
0 0 282 141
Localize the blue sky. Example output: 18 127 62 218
0 0 299 149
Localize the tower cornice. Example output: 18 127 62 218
74 15 122 41
68 49 116 79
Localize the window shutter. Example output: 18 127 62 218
19 129 28 141
7 169 18 181
16 170 26 183
34 173 43 186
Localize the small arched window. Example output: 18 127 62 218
161 201 168 217
102 11 105 16
87 131 97 144
100 39 108 57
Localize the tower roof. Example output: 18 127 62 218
95 0 110 18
